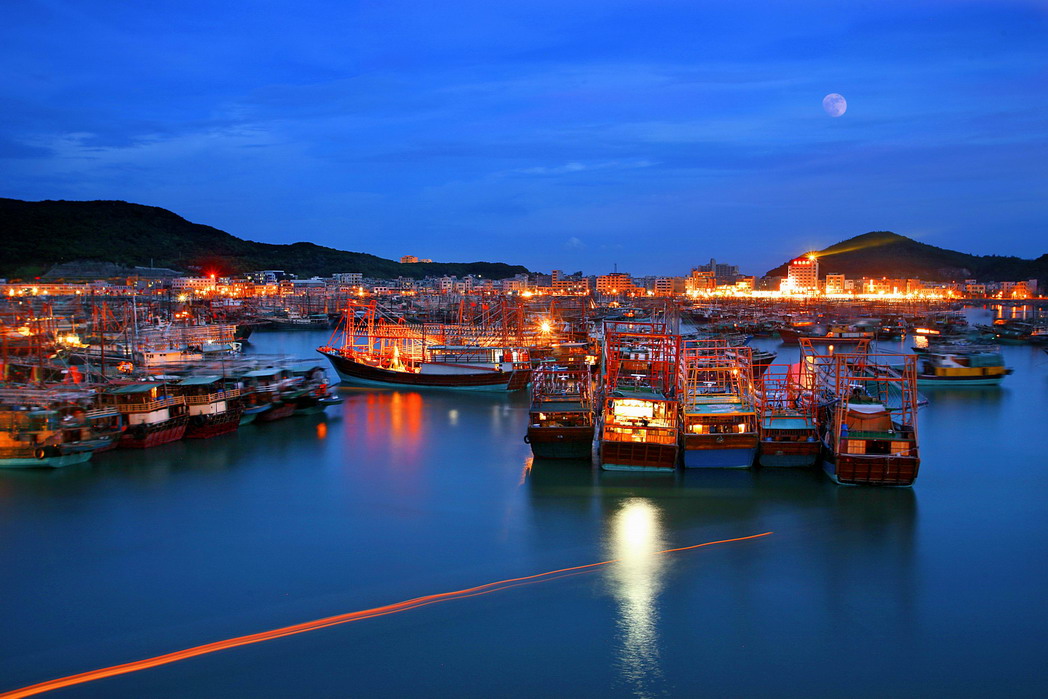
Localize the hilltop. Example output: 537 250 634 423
766 231 1048 283
0 198 530 280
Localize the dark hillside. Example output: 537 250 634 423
766 231 1047 283
0 198 530 280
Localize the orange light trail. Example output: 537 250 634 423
1 532 772 698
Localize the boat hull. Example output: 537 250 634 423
119 420 188 449
320 350 529 392
255 402 296 423
185 410 242 439
526 426 594 460
599 440 678 472
779 328 873 346
758 440 821 468
682 433 758 469
822 453 919 487
916 375 1005 386
0 450 94 469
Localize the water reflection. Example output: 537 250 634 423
349 390 425 460
606 498 668 696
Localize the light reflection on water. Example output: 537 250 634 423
606 498 667 696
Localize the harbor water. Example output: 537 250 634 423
2 321 1047 697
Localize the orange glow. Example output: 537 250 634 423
316 422 327 439
0 532 772 698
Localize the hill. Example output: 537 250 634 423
0 198 530 280
766 231 1048 283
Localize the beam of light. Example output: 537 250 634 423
0 532 772 699
812 235 899 259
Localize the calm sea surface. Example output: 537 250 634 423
2 310 1047 697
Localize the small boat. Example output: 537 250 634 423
236 366 301 423
287 364 343 415
525 363 595 460
916 347 1012 386
0 389 118 468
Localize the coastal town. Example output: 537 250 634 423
1 245 1043 487
5 251 1041 301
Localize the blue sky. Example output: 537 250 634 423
3 0 1046 276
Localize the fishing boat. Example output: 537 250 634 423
287 363 343 415
97 382 189 449
525 362 595 459
756 364 820 468
916 346 1012 386
170 375 243 439
679 342 759 469
318 302 531 391
597 322 681 472
805 346 921 486
236 366 301 423
779 323 876 346
0 388 118 468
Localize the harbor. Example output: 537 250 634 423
2 312 1047 696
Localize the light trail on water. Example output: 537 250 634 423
1 532 772 698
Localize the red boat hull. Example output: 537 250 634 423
119 420 188 449
320 350 530 391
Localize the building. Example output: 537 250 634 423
824 273 846 295
654 277 686 296
334 273 363 285
399 255 419 264
686 269 716 294
696 258 741 283
596 272 633 295
785 254 819 293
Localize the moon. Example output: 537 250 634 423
822 93 847 117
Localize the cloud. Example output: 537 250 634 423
509 159 656 176
564 236 585 250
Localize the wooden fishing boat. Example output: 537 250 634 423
598 322 680 472
803 344 921 486
0 388 119 468
756 364 820 468
98 382 189 449
779 323 876 346
525 363 595 459
318 301 531 392
170 375 243 439
679 342 758 469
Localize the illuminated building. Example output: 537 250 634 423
596 272 633 295
785 254 819 293
824 273 846 294
686 269 715 293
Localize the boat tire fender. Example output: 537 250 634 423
523 434 530 444
35 448 46 460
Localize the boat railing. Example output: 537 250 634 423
185 389 241 405
104 396 185 413
84 407 120 420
